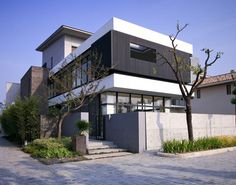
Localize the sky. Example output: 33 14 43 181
0 0 235 102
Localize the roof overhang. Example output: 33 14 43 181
36 25 92 51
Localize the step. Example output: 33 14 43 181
84 152 132 160
88 148 127 155
88 140 114 146
88 140 115 149
88 144 117 150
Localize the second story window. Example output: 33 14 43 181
71 46 77 52
130 43 156 63
226 84 231 95
50 57 53 69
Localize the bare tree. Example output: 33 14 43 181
48 51 107 140
157 23 223 141
230 70 236 126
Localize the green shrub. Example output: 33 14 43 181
76 120 90 135
0 96 40 143
0 104 20 141
23 138 74 158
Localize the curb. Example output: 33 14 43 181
157 146 236 158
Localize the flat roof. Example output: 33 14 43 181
36 25 92 51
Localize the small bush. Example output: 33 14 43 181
23 138 74 158
76 120 89 135
163 136 236 153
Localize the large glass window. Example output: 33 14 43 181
118 93 130 104
130 43 156 63
131 94 142 111
87 60 92 82
76 67 81 87
143 95 153 111
101 92 116 104
154 96 163 111
72 67 77 88
82 62 88 84
117 93 130 113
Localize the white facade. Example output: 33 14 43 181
49 73 191 106
42 35 86 69
6 82 20 106
192 83 235 115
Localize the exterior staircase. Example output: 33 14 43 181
84 140 132 160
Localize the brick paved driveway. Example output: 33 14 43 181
0 136 236 185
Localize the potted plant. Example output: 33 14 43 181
72 120 90 155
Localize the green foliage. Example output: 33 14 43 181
0 104 19 141
162 136 236 153
76 120 90 136
0 96 40 142
23 137 75 158
231 86 236 104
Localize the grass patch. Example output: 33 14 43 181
163 136 236 153
23 137 78 159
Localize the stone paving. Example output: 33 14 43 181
0 136 236 185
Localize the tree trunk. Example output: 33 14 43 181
57 113 68 140
185 97 194 141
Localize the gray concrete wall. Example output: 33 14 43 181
105 112 145 153
145 112 236 150
105 112 236 153
62 112 89 137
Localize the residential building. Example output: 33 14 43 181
36 17 193 139
5 82 20 106
192 71 236 114
36 25 92 69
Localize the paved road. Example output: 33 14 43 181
0 136 236 185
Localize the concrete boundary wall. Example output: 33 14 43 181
104 112 236 153
146 112 236 150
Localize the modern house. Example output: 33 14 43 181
192 71 236 114
35 17 193 139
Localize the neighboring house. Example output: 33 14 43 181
192 72 236 114
35 17 193 139
5 82 20 106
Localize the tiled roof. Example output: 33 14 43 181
200 72 236 86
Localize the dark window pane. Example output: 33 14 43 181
82 62 88 84
197 89 201 99
130 43 156 63
226 84 231 95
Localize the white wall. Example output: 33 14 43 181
42 36 65 68
64 35 84 57
145 112 236 150
6 82 20 106
192 84 235 115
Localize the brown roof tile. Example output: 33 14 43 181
201 71 236 86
